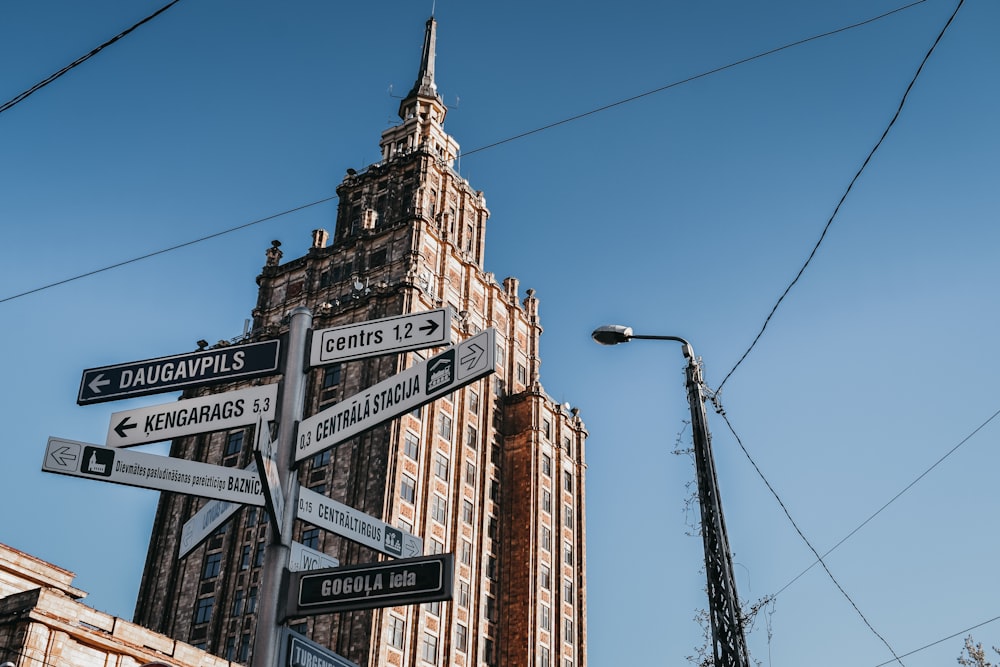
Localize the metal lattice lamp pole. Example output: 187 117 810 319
592 325 750 667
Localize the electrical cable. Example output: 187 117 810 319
0 195 337 304
871 614 1000 667
775 405 1000 597
0 0 931 305
713 403 907 666
0 0 183 116
714 0 965 393
460 0 929 159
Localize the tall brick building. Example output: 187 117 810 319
134 17 587 667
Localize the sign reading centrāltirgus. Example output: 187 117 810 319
285 554 454 618
296 328 496 462
78 339 280 405
297 487 422 559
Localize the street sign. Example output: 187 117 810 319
297 487 422 559
42 437 265 505
106 384 278 447
309 308 452 367
78 339 281 405
254 416 284 538
296 328 496 462
179 462 257 559
285 554 453 618
282 628 358 667
289 542 339 573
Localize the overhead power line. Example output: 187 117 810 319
872 614 1000 667
0 0 183 116
715 0 966 392
0 0 932 304
0 196 337 305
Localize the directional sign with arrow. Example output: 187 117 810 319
309 308 452 367
296 487 422 559
106 384 278 447
78 339 280 405
296 328 496 462
42 437 266 505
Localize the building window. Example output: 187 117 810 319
563 436 573 457
542 490 552 513
542 526 551 551
563 577 573 600
322 364 342 388
245 507 258 526
563 470 573 492
564 617 574 644
434 452 450 480
410 405 422 420
203 552 222 579
194 596 214 624
430 538 444 555
494 376 504 397
541 564 551 590
225 431 244 456
302 527 319 549
487 555 497 580
431 495 448 523
387 615 405 649
465 460 476 486
542 453 551 476
426 600 441 616
461 540 472 566
231 589 244 616
456 623 468 652
312 450 330 468
225 636 236 660
240 545 251 570
462 499 474 524
542 418 551 440
488 516 497 541
465 425 478 450
564 503 573 528
254 542 266 567
486 595 497 621
401 474 416 503
458 580 470 607
496 345 505 365
246 587 258 614
421 632 438 663
564 540 573 564
404 431 420 459
438 413 453 440
517 363 527 385
490 479 499 502
485 638 495 666
469 390 480 414
239 633 251 662
541 604 550 630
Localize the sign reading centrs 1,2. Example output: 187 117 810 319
309 308 451 366
296 328 496 462
78 339 280 405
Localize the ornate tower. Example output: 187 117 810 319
134 17 587 667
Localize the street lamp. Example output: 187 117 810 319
592 325 750 667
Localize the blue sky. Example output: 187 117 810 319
2 1 998 665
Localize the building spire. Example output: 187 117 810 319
407 16 439 101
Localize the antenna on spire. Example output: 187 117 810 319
431 0 436 17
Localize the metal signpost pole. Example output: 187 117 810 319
252 306 312 667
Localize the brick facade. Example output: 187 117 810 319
133 17 587 667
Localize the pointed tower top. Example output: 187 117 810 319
406 16 439 102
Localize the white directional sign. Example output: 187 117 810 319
179 462 257 559
289 542 340 573
106 384 278 447
78 339 280 405
297 487 422 559
296 328 496 462
309 308 452 367
42 437 265 505
283 628 358 667
254 416 284 538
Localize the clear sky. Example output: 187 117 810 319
2 1 998 665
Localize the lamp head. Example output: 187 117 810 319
591 325 633 346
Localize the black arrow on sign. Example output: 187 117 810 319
460 344 484 371
114 417 138 439
418 319 440 336
49 446 78 467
